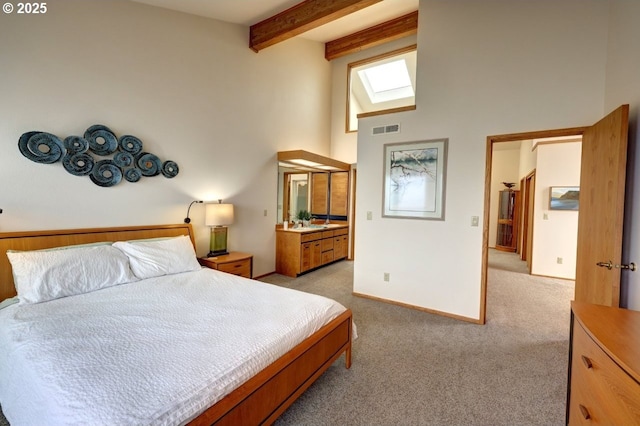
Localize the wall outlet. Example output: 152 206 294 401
557 257 563 264
383 272 390 282
543 213 549 220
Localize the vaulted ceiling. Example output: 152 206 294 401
129 0 418 60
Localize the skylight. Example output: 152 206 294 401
357 59 414 104
346 46 417 132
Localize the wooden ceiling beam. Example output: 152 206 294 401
250 0 381 53
325 11 418 61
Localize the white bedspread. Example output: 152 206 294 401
0 268 348 425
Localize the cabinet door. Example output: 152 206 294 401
329 171 349 217
334 236 344 259
311 173 329 216
311 241 322 269
300 242 312 272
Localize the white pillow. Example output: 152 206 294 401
112 235 201 280
7 245 137 305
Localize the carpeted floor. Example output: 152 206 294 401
261 249 575 426
0 249 574 425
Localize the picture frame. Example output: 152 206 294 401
382 139 448 220
549 186 580 211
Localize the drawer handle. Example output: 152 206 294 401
579 404 591 420
581 355 593 369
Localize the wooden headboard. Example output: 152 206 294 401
0 224 194 301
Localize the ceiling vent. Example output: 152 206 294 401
372 123 400 135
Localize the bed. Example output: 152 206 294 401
0 224 353 425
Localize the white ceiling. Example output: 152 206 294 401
129 0 419 42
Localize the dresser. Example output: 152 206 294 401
199 252 253 279
567 301 640 425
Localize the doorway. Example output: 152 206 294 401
480 127 586 323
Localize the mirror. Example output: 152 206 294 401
278 168 310 222
276 151 350 224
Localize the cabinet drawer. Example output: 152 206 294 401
322 238 334 252
301 232 323 242
322 230 334 239
322 250 334 264
569 321 640 425
217 260 251 278
334 228 348 236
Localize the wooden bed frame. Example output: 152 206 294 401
0 224 353 425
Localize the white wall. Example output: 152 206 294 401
530 142 581 280
354 0 608 321
519 140 536 180
330 35 417 164
605 0 640 310
0 0 332 278
489 147 520 248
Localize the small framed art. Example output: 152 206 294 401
549 186 579 211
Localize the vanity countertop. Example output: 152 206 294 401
276 223 348 233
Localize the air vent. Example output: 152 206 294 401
372 123 400 136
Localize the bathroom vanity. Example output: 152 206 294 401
275 224 349 277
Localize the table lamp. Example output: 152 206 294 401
205 200 234 257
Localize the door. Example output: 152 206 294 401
523 171 535 272
574 105 629 307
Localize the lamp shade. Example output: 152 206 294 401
205 203 234 226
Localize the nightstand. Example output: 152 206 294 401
199 252 253 279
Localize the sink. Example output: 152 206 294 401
287 223 344 231
288 226 323 232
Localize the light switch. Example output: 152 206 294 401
471 216 479 227
543 213 549 220
367 211 372 220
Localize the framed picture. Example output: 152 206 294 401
549 186 580 211
382 139 448 220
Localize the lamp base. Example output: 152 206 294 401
209 226 229 258
207 250 229 258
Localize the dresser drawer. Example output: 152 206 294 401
217 260 251 278
569 320 640 425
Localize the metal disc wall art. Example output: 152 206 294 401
162 161 179 178
63 153 94 176
118 135 143 155
17 125 179 187
85 125 118 156
90 160 122 187
18 131 65 164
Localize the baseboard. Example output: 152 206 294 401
352 292 482 324
253 271 277 280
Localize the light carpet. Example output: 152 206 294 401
262 249 574 426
